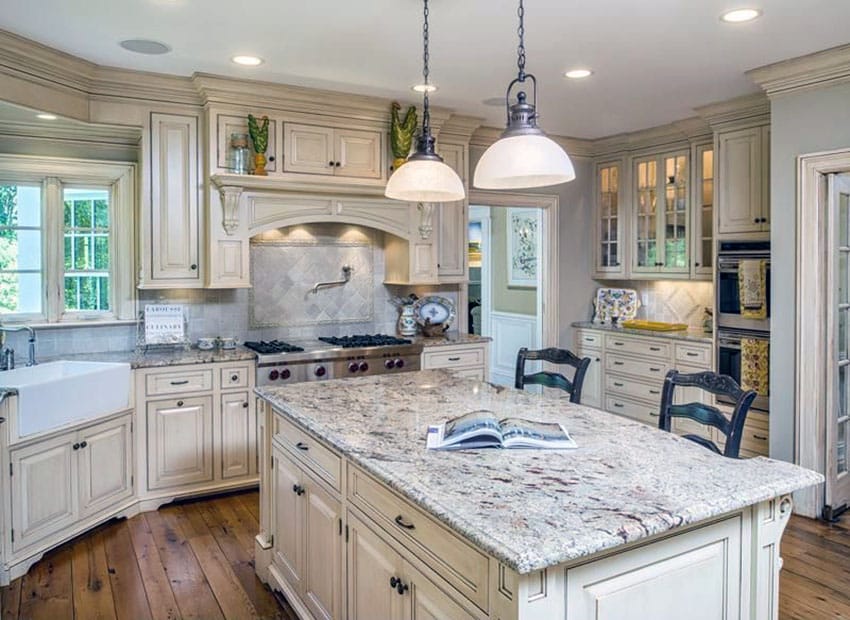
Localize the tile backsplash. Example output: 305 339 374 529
591 280 713 329
2 223 459 358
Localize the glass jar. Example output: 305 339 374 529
229 133 251 174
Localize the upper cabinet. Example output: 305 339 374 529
139 112 203 289
691 143 714 279
716 125 770 236
594 161 625 278
631 150 690 277
282 123 384 180
436 142 468 282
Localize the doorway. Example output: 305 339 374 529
467 192 557 386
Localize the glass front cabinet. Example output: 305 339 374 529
595 161 625 277
691 143 714 280
631 150 690 277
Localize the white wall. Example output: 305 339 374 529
769 81 850 462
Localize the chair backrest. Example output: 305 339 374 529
514 347 591 404
658 369 758 458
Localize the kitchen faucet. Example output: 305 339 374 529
0 324 37 369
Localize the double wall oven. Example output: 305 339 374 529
715 241 770 411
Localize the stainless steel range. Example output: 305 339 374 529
244 334 423 386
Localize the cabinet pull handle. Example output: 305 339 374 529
649 389 660 395
753 434 768 441
613 402 624 408
177 400 184 407
295 441 309 451
650 367 661 372
170 380 189 386
292 484 305 496
613 361 624 366
613 382 624 387
394 515 415 530
649 411 659 417
447 356 461 361
686 352 699 357
584 337 594 342
613 342 624 346
649 347 661 352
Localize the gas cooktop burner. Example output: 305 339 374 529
318 334 413 349
243 340 305 354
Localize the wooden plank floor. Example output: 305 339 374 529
1 492 849 619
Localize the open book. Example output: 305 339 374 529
426 410 577 450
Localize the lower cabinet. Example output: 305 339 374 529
10 412 133 553
220 391 253 479
421 342 490 382
146 395 214 490
575 345 602 409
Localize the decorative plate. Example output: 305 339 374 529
413 296 456 328
592 288 640 324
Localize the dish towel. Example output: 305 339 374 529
739 259 767 319
741 338 769 397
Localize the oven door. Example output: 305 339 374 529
716 256 771 332
716 330 769 412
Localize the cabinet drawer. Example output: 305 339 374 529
605 375 663 402
575 330 602 350
273 414 341 492
674 344 711 367
605 355 668 381
347 466 489 612
145 368 213 396
605 335 671 359
605 395 660 426
220 366 249 389
422 346 485 369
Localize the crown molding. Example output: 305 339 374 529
748 43 850 97
694 92 770 130
591 116 711 158
0 119 140 145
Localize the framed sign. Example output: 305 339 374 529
507 208 539 287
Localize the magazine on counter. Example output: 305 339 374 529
426 409 577 450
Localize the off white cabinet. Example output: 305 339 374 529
575 346 603 410
716 125 770 236
691 143 714 279
9 413 132 553
436 143 468 282
142 112 202 288
220 391 253 480
594 160 626 278
283 123 384 180
146 395 214 490
421 341 489 381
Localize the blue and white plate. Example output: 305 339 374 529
413 296 456 328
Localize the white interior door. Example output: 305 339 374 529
826 172 850 519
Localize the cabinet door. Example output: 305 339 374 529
272 448 305 593
437 202 467 281
717 127 764 235
78 415 133 519
283 124 335 175
147 395 213 490
632 156 660 274
404 560 477 620
220 392 251 480
691 144 714 278
215 113 278 173
576 346 602 409
659 152 690 274
334 129 383 179
596 161 626 277
303 474 343 620
10 434 77 552
347 512 406 620
149 112 201 283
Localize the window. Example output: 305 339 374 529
0 156 136 324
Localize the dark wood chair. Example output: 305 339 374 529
514 347 591 404
658 369 757 458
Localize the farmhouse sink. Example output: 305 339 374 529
1 361 131 437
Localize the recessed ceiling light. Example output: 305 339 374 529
36 113 57 120
564 68 593 79
119 39 172 55
411 83 438 93
232 55 264 66
720 8 762 23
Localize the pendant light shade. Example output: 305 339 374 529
385 0 465 203
473 0 575 190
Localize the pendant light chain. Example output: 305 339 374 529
516 0 526 80
421 0 431 132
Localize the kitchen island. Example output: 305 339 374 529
254 370 821 620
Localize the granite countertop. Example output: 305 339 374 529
413 333 492 348
572 321 713 344
39 346 257 369
256 370 820 575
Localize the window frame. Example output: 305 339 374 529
0 155 137 324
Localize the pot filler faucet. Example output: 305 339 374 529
0 325 37 370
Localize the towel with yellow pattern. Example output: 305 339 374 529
738 259 767 319
741 338 769 396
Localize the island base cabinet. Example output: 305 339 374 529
565 516 742 620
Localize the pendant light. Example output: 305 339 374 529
385 0 465 203
473 0 575 190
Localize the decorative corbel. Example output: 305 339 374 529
418 202 435 240
218 185 244 235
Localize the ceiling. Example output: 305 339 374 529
1 0 849 139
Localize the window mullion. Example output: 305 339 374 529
43 177 64 322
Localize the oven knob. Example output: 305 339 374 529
348 362 359 373
280 368 291 380
268 370 280 381
359 361 369 372
395 358 405 369
384 359 396 369
315 366 326 377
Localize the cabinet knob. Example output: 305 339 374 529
334 161 341 167
80 441 87 449
328 161 335 166
190 264 198 271
177 400 184 407
694 262 701 267
242 402 249 409
231 374 239 381
73 443 80 450
753 218 760 224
